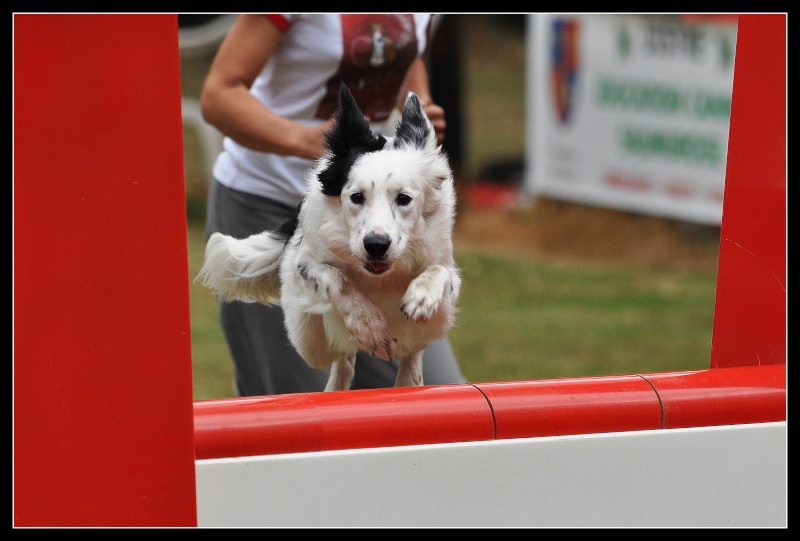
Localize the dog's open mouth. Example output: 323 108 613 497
364 260 391 275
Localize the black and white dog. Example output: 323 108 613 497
197 84 460 391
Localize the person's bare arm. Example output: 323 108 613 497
200 14 332 160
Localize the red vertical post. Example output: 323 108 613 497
711 14 786 368
13 15 197 526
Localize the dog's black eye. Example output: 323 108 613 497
350 192 365 205
396 193 412 206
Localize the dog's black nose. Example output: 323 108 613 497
364 233 391 258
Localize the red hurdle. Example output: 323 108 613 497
14 14 785 527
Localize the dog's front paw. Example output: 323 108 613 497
401 283 441 323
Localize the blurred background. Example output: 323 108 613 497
179 14 734 400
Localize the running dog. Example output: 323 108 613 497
196 84 460 391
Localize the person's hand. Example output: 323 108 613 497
419 98 446 145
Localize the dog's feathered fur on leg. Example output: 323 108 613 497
196 83 460 392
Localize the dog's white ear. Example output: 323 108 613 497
392 92 437 152
394 92 451 188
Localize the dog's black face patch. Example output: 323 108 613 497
392 93 431 151
318 83 386 197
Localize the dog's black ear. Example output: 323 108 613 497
318 83 387 196
392 92 434 151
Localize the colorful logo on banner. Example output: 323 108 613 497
550 18 580 124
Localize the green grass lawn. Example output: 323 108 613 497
451 250 717 384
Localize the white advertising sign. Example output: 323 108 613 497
526 14 738 225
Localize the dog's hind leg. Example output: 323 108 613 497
395 350 424 387
324 354 357 391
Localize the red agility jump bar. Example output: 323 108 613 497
194 364 785 460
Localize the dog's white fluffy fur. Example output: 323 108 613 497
196 84 460 392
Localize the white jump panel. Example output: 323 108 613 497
196 422 786 527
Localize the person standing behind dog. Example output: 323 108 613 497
199 14 467 396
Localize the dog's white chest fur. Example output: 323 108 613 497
197 84 460 391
